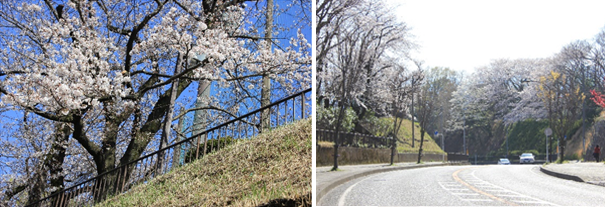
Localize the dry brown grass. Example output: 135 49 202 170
317 141 333 148
97 119 311 207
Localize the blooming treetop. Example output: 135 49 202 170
0 0 310 204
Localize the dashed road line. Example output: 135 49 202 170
452 168 518 206
452 193 480 196
460 199 494 202
495 194 529 198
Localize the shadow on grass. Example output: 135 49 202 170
256 193 311 207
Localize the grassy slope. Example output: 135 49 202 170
566 114 605 160
319 117 444 154
381 118 445 154
97 119 311 207
499 119 549 156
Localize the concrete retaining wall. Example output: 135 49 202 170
316 146 446 166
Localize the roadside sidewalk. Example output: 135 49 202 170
540 162 605 187
316 162 467 204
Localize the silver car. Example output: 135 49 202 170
519 153 535 164
498 158 510 165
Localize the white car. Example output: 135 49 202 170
519 153 535 164
498 158 510 165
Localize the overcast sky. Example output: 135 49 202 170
386 0 605 75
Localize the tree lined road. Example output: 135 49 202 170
320 165 605 206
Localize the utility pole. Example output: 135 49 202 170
191 52 210 145
411 90 415 148
545 128 552 163
439 108 445 161
581 65 587 162
506 124 509 158
461 103 467 155
159 52 182 171
440 133 445 161
192 81 211 136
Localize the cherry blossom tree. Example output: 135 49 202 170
0 0 310 205
316 0 414 170
316 0 360 102
385 65 421 165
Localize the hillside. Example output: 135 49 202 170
96 119 311 207
493 119 550 157
567 115 605 161
368 117 445 154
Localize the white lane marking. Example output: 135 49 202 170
468 169 560 206
438 181 470 191
452 193 481 196
460 199 494 202
337 174 378 206
484 189 509 192
444 188 472 191
512 200 552 204
439 181 493 204
495 194 529 198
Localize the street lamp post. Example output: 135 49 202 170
462 104 467 155
545 128 552 163
441 134 445 161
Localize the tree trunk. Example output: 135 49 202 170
559 139 566 163
332 104 346 171
390 116 404 165
391 141 396 165
417 128 425 164
26 168 46 206
260 0 274 133
47 123 71 206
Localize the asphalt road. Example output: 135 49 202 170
319 165 605 206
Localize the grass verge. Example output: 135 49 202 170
96 119 311 207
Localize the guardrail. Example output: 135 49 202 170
316 129 392 148
27 88 311 207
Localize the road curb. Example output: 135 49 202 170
539 166 585 182
317 162 469 204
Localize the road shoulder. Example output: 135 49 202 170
316 162 468 204
540 162 605 187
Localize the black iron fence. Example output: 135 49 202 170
316 129 392 148
27 88 311 207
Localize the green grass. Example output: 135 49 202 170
318 117 445 155
374 117 445 154
96 119 311 207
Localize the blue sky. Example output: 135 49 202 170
0 0 311 176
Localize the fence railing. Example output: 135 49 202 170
27 88 311 207
316 129 392 148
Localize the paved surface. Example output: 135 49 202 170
540 162 605 186
317 162 605 205
316 162 466 204
321 165 605 206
